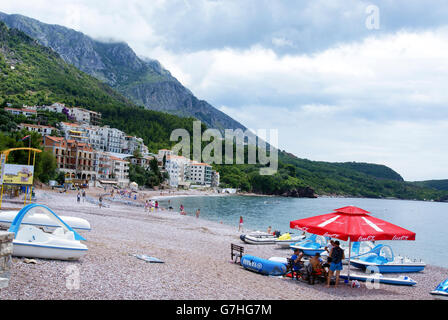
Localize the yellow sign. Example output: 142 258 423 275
1 164 34 185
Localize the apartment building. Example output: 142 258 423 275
187 162 213 186
19 123 57 137
5 107 37 117
110 156 130 187
43 136 96 183
165 155 191 188
123 136 149 155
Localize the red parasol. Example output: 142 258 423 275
289 206 416 280
289 206 415 242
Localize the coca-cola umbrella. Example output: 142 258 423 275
289 206 416 280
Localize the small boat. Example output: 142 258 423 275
8 204 88 261
275 232 306 248
240 231 304 245
0 210 91 232
349 244 426 273
430 279 448 300
240 231 276 244
241 255 287 276
339 272 417 286
290 234 329 256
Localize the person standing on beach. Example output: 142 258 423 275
82 189 86 202
238 216 244 232
77 192 81 203
155 201 159 210
195 209 200 218
326 240 344 288
180 204 184 214
99 195 103 209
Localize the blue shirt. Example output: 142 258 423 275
291 254 302 271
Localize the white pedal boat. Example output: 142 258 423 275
8 204 88 261
0 210 91 232
339 272 417 286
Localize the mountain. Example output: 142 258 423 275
0 21 200 152
0 12 247 132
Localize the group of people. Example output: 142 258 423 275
144 199 159 212
76 189 86 203
290 239 345 288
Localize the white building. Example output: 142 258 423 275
19 123 58 137
186 162 212 186
38 103 67 114
165 155 191 187
5 107 37 117
211 170 220 187
110 156 130 187
123 136 149 155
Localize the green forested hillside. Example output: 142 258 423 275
1 21 447 201
410 180 448 191
0 22 197 152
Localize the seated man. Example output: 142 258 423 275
309 253 327 284
289 249 304 279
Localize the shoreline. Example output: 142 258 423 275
0 188 446 300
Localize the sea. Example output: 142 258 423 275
158 195 448 268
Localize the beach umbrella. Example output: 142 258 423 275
289 206 416 280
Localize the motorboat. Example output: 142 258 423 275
240 231 276 244
0 210 91 232
349 244 426 273
290 234 329 256
430 279 448 300
8 204 88 261
275 232 306 248
339 272 417 286
240 231 304 245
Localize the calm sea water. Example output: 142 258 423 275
158 195 448 267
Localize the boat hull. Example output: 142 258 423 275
241 255 287 276
340 273 417 286
430 291 448 300
13 241 87 261
289 245 325 256
350 260 426 273
242 236 276 245
0 211 91 232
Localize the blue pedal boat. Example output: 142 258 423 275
430 278 448 300
349 244 426 273
289 234 328 256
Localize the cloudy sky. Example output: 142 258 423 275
1 0 447 181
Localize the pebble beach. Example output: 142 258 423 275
0 188 446 300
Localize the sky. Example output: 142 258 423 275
1 0 447 181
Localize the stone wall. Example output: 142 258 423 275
0 231 13 289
